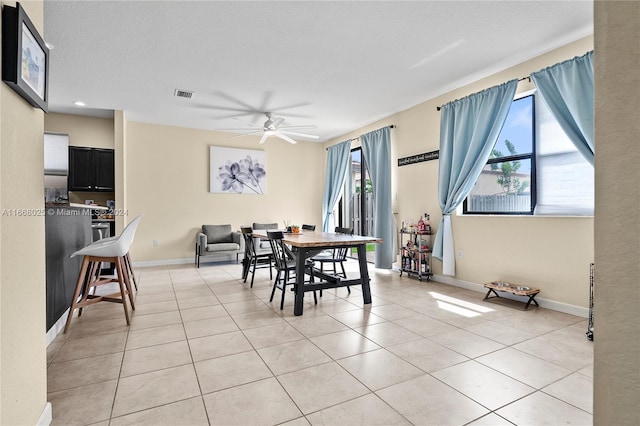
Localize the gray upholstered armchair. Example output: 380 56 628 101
195 224 244 268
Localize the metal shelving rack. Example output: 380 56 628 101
587 262 594 341
399 230 432 281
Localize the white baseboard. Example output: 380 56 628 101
38 402 52 426
46 309 70 346
133 257 194 267
133 257 241 268
431 274 589 318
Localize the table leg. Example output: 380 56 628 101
294 247 307 316
524 294 539 310
357 243 372 305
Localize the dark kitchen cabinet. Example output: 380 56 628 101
68 146 114 191
92 148 115 190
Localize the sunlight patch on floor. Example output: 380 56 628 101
430 291 495 317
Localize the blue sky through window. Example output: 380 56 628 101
493 95 533 173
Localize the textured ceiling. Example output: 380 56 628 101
43 1 593 143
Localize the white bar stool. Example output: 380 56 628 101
64 214 144 333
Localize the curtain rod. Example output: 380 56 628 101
435 76 532 111
326 125 395 150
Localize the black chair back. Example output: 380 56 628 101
335 226 354 235
302 224 316 231
334 227 354 259
267 231 288 271
240 227 254 254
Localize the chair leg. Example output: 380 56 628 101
125 252 138 291
270 271 280 302
319 263 324 297
250 258 257 288
243 258 250 283
308 266 317 305
114 257 131 325
81 260 101 317
119 256 135 311
64 256 91 333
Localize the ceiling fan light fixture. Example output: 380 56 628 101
223 112 316 144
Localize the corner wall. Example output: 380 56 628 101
593 1 640 423
0 1 49 424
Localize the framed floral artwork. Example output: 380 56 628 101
209 146 267 194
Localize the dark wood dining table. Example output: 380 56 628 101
251 230 383 315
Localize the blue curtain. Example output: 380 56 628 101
361 127 393 269
531 51 594 165
433 80 518 275
322 140 352 232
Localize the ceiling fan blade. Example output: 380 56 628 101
258 132 271 145
278 124 317 130
279 130 319 139
229 130 263 139
275 132 298 144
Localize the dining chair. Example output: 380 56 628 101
241 227 273 288
311 226 354 295
301 224 316 231
267 231 317 310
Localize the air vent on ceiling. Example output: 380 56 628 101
174 89 194 99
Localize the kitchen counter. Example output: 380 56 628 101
45 205 93 332
45 202 109 210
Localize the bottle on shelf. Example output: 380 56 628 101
417 215 426 233
425 214 431 234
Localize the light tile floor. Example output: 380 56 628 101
47 259 593 425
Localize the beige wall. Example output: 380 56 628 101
593 1 640 423
45 113 116 205
326 36 595 310
44 112 114 149
0 1 48 424
123 122 325 262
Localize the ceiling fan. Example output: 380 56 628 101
226 112 319 144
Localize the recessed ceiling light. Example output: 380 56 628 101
73 101 86 107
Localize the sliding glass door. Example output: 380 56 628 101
339 147 375 261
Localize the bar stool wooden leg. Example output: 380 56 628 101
114 257 131 325
119 256 135 310
64 256 91 333
125 252 138 291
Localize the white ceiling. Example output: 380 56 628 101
43 0 593 143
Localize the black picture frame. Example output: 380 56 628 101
2 2 49 112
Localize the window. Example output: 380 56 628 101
464 92 594 216
464 95 535 214
534 94 594 215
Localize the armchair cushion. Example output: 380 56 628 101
203 224 233 244
206 242 240 252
